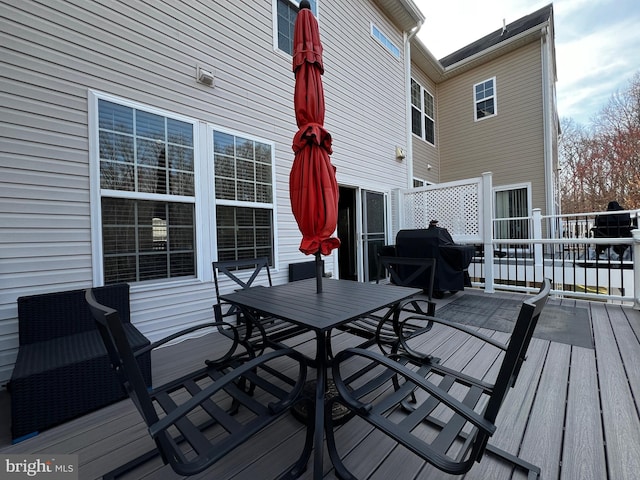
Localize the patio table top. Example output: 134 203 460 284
220 277 421 332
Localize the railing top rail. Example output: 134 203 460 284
492 237 636 245
540 209 640 220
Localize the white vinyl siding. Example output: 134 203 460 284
0 0 410 389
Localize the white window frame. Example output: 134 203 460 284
474 77 497 121
88 91 280 287
493 183 531 241
210 125 279 266
370 23 401 59
273 0 319 56
89 90 203 287
410 78 435 145
413 178 432 188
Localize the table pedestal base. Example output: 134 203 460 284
291 379 353 425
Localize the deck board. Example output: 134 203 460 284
464 338 548 480
561 347 607 480
606 303 640 406
591 302 640 480
518 342 571 480
1 290 640 480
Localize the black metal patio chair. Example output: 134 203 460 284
213 258 308 351
342 256 437 357
85 288 313 479
326 278 551 479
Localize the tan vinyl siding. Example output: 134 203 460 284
0 0 410 386
410 64 439 183
438 41 547 213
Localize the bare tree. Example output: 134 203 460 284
559 72 640 213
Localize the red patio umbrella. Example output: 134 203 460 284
290 0 340 293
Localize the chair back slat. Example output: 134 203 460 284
377 255 436 299
85 289 160 428
483 279 550 423
212 257 272 298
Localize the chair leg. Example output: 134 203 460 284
282 399 315 479
102 449 162 480
483 442 541 479
324 398 358 480
425 415 541 478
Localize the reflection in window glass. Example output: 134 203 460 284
276 0 318 55
474 78 496 120
213 130 275 265
98 100 194 195
97 98 196 284
102 198 195 283
410 78 435 145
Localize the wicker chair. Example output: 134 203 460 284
9 284 150 442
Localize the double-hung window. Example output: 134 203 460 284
213 130 275 264
91 93 279 285
411 79 435 145
276 0 318 55
94 95 197 284
474 77 496 120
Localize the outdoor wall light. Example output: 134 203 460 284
395 146 406 160
197 66 215 87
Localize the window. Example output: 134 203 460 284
370 23 400 58
413 178 427 188
494 186 529 240
276 0 318 55
411 79 435 145
474 77 496 120
213 130 275 264
91 93 279 285
96 97 197 284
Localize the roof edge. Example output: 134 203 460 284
442 24 547 76
373 0 425 32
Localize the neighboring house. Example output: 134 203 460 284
0 0 557 388
409 4 558 239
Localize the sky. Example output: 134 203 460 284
412 0 640 125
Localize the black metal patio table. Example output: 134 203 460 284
220 277 421 479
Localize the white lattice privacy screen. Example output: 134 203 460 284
398 177 484 243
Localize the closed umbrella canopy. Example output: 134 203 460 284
290 1 340 263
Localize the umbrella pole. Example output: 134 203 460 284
315 251 323 293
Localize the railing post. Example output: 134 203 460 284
532 208 544 282
482 172 494 293
633 229 640 310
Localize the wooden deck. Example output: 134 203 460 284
1 289 640 480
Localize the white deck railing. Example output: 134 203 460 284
397 174 640 308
